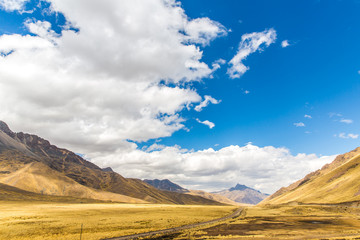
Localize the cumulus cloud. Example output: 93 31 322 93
196 118 215 129
194 95 221 112
93 143 336 193
0 0 28 11
227 28 277 79
340 118 353 124
0 0 226 154
337 133 359 139
0 1 336 195
304 114 312 119
294 122 305 127
281 40 290 48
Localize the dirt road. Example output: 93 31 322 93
103 207 243 240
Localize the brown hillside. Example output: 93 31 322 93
0 182 113 203
262 147 360 205
0 121 222 205
0 161 146 203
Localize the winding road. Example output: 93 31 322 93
103 207 243 240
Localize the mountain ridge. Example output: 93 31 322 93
0 121 222 205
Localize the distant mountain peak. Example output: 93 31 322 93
229 183 261 193
229 184 249 191
213 183 268 205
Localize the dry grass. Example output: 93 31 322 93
173 204 360 239
263 151 360 205
0 201 236 240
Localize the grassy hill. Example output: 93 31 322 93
262 147 360 205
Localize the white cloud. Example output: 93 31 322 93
281 40 290 48
304 114 312 119
340 118 353 124
94 143 336 193
25 19 59 42
0 0 28 11
183 17 227 46
194 95 221 112
0 0 226 155
329 112 342 118
244 90 250 94
196 118 215 129
337 133 359 139
294 122 305 127
227 28 277 79
211 58 226 71
145 143 167 152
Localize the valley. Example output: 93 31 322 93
2 121 360 240
1 0 359 239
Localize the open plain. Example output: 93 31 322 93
170 204 360 239
0 201 236 240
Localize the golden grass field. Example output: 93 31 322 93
171 204 360 239
0 201 236 240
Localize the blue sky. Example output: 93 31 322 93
159 0 360 156
0 0 359 192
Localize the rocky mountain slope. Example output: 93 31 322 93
213 184 269 205
144 179 188 193
0 121 221 205
262 147 360 205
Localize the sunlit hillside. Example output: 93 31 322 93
262 147 360 205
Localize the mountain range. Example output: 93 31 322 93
144 179 268 205
0 121 221 205
4 119 360 207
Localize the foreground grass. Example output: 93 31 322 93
173 204 360 239
0 201 236 240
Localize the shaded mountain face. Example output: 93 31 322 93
229 184 260 192
261 147 360 205
0 121 222 205
214 184 269 205
144 179 188 193
102 167 114 172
